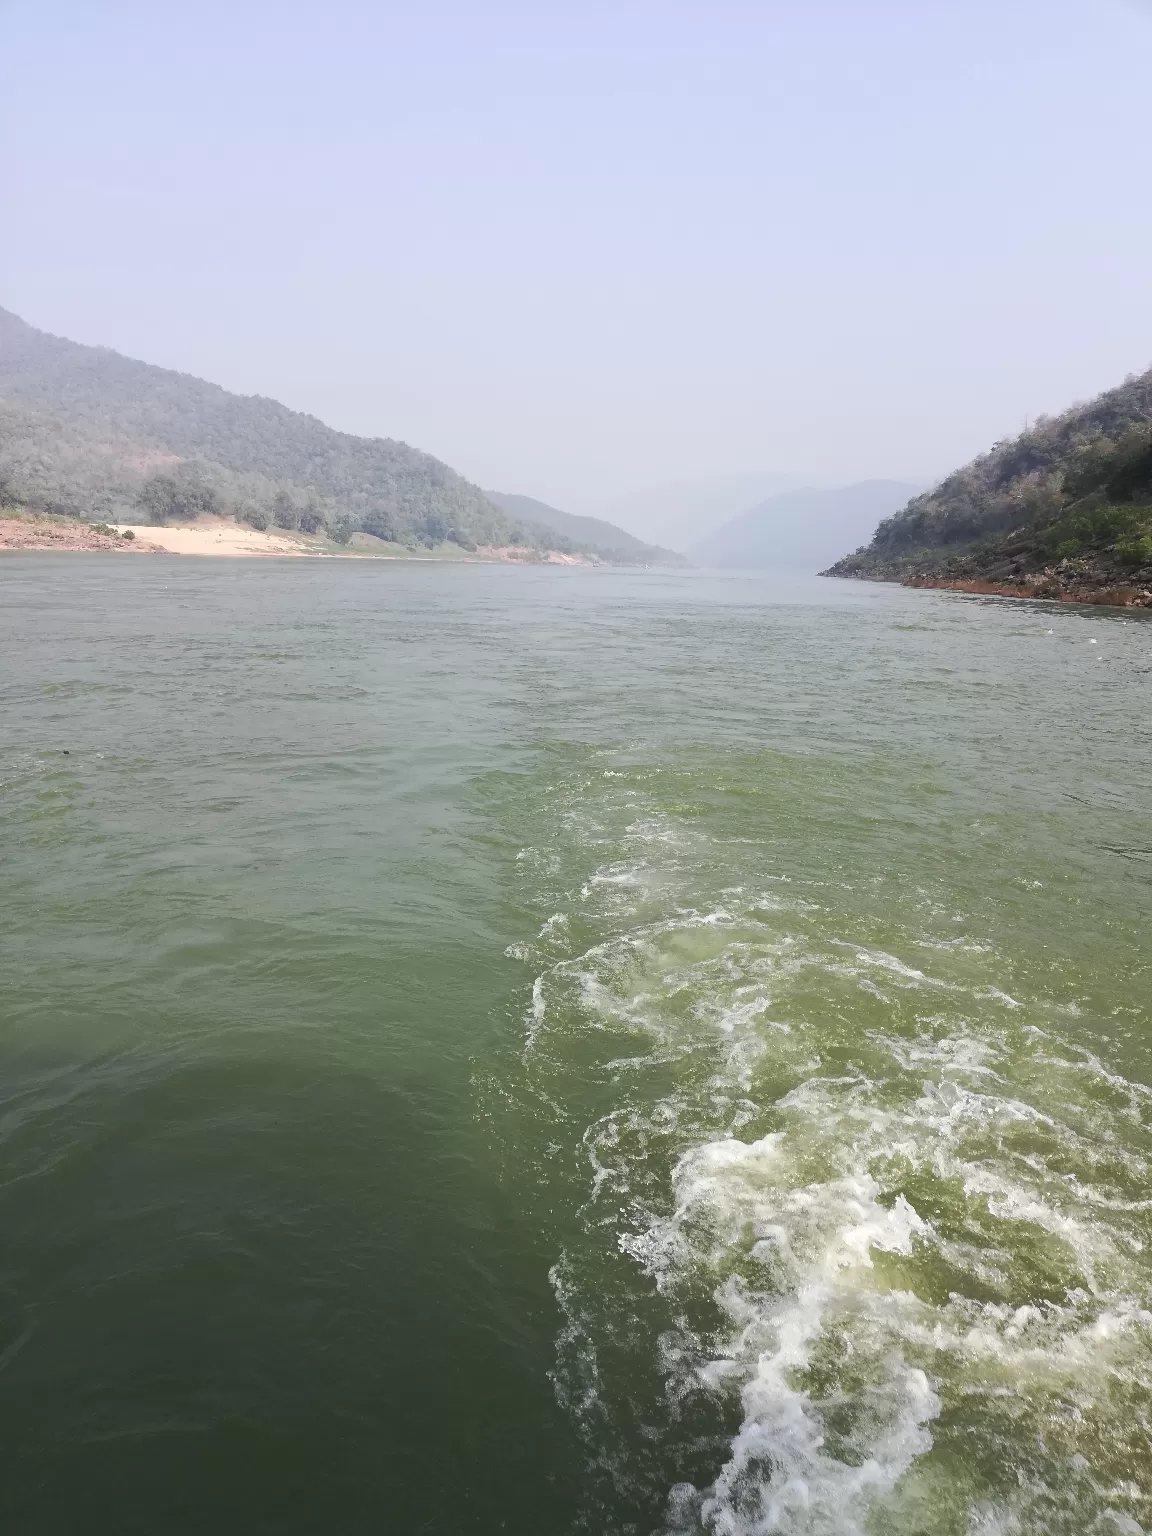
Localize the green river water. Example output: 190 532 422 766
2 557 1151 1535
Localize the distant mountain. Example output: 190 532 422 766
484 491 686 566
0 307 595 556
692 481 922 572
824 368 1152 601
592 473 810 553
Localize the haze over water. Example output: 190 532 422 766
3 558 1151 1534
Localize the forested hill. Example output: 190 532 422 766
0 307 608 556
483 491 685 566
824 366 1152 598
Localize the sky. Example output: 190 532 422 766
2 0 1152 539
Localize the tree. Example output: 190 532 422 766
138 469 220 524
272 490 299 529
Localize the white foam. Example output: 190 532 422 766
508 798 1152 1534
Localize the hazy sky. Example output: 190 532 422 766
3 0 1151 524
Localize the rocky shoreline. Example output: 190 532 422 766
902 574 1152 607
0 515 161 553
824 561 1152 607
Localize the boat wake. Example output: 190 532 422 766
499 769 1152 1535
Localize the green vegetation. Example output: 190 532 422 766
0 308 660 562
137 470 221 525
825 365 1152 592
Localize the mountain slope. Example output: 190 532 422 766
0 308 579 554
692 481 920 572
824 367 1152 599
484 491 686 565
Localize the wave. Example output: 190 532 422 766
500 775 1152 1535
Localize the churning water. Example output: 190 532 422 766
2 558 1150 1534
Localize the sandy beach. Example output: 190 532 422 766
1 514 605 562
1 516 346 558
111 521 315 556
112 525 601 560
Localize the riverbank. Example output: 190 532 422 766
824 565 1152 607
0 514 162 553
0 513 605 562
902 573 1152 606
112 520 324 557
112 521 603 561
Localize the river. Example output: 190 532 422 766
2 557 1150 1534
